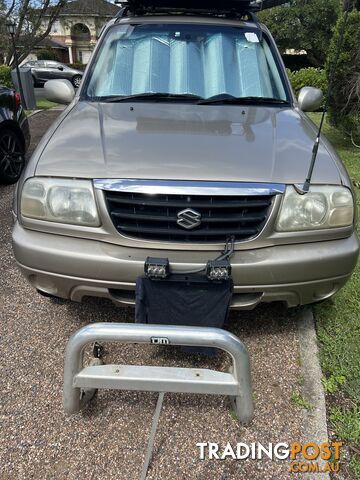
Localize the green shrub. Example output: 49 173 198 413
37 49 60 61
67 63 86 71
326 9 360 140
0 65 13 88
288 67 328 98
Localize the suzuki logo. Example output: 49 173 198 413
177 208 202 230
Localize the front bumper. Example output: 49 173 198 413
13 222 359 309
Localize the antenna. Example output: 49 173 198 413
301 4 353 193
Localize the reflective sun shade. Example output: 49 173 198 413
87 23 287 101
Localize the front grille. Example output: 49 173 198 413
105 191 274 243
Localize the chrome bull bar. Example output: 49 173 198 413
63 323 254 424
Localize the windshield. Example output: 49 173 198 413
85 23 288 103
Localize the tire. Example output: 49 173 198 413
72 75 82 88
0 129 25 185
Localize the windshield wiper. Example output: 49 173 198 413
198 94 289 105
99 93 203 103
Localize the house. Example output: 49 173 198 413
42 0 120 64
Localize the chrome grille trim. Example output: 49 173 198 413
94 179 286 196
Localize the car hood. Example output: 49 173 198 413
35 101 341 185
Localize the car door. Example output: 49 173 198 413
45 61 66 80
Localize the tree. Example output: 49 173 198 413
258 0 340 67
327 7 360 139
0 0 68 66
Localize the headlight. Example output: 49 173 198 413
21 178 100 227
276 185 354 232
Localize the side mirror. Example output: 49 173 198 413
58 66 64 71
298 87 323 112
44 79 75 105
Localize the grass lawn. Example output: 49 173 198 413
25 97 59 115
308 113 360 479
36 97 59 109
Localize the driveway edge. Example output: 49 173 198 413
297 307 330 479
27 109 42 117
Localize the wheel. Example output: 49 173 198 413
72 75 82 88
0 129 25 185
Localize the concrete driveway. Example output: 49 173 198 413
34 87 45 99
0 110 326 480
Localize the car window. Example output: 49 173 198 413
37 61 45 67
86 23 287 102
46 61 60 68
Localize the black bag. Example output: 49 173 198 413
135 276 233 355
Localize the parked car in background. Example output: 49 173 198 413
21 61 83 88
0 86 30 185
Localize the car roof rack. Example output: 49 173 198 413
115 0 288 18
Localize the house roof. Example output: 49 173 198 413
59 0 121 16
37 38 68 50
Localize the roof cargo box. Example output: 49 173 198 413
121 0 288 14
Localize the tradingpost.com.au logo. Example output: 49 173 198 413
196 441 344 474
